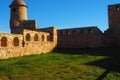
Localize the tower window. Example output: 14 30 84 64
116 6 120 11
13 8 17 12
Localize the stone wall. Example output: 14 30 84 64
0 27 57 59
57 26 103 48
39 26 57 44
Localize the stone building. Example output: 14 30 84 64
0 0 57 59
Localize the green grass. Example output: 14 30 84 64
0 48 120 80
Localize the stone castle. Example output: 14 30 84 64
0 0 120 59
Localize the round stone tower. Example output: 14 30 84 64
9 0 28 33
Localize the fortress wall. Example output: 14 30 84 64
0 33 24 59
23 29 50 45
0 42 54 59
0 29 57 59
57 27 103 48
39 27 57 44
23 29 57 53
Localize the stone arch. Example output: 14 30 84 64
41 34 45 41
13 37 19 46
1 37 7 47
26 33 31 41
34 34 38 41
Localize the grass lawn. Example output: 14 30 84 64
0 48 120 80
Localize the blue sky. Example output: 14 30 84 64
0 0 120 33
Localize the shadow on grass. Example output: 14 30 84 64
54 47 120 80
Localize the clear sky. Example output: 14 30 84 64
0 0 120 33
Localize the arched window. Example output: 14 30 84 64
13 37 19 46
26 33 31 41
12 8 17 12
34 34 38 41
41 35 45 41
1 37 7 47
